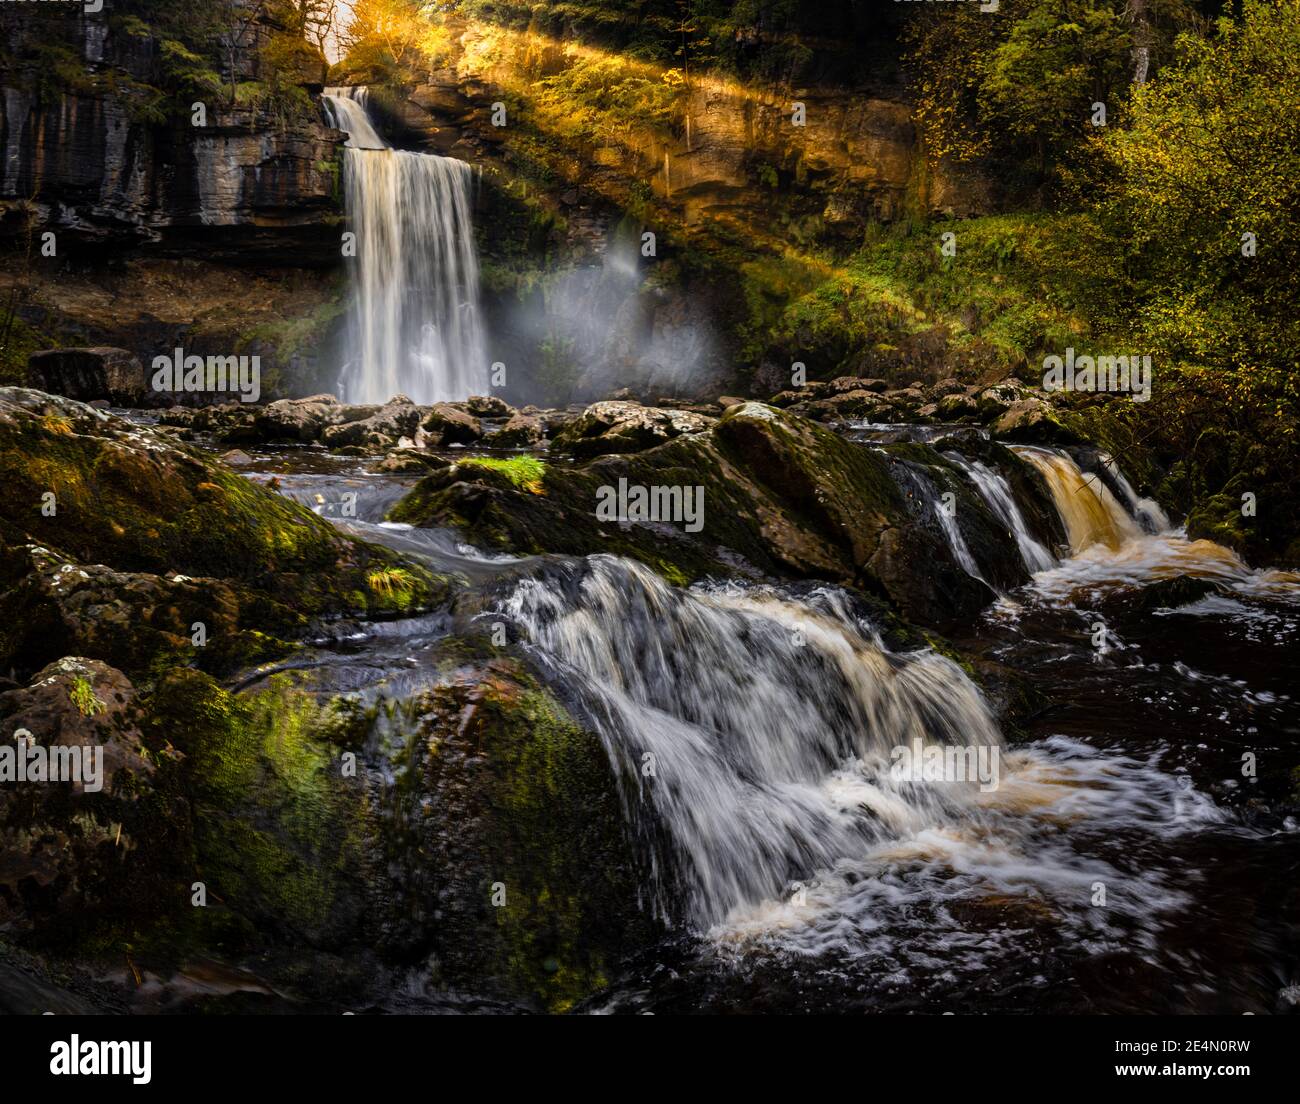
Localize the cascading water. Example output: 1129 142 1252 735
223 433 1297 1011
1098 451 1172 534
1012 445 1142 553
497 556 1006 929
322 87 488 405
886 458 990 584
948 453 1056 573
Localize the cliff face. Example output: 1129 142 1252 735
351 20 994 402
380 21 992 243
0 8 342 265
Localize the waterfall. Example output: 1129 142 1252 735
948 454 1056 573
1099 451 1172 534
322 87 488 405
1011 446 1143 553
886 458 989 584
497 556 1005 929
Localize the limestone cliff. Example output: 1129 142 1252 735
0 5 342 264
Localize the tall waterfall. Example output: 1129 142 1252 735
322 87 488 404
498 556 1005 929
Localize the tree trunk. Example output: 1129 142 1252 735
1130 0 1151 86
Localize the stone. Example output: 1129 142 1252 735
551 401 715 460
28 348 146 406
321 398 422 449
466 394 514 419
253 394 340 442
489 413 545 448
421 403 483 446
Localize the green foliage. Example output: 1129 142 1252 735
536 54 685 145
904 0 1197 187
69 677 106 717
458 456 547 493
1092 0 1300 426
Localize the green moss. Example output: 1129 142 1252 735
146 669 371 945
409 662 653 1012
0 316 55 386
68 676 105 716
0 396 451 626
458 455 546 492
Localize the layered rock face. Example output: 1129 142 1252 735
0 8 341 263
384 22 992 238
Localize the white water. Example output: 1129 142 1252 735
949 453 1056 573
323 87 488 405
501 557 1005 928
1009 445 1300 601
494 555 1232 958
1100 450 1172 534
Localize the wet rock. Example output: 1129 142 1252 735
0 388 449 680
466 395 514 419
0 657 181 939
379 655 657 1011
1102 574 1223 615
929 377 966 399
806 389 889 421
767 390 808 408
829 376 889 394
420 403 482 446
489 413 545 449
393 402 990 626
551 400 715 460
937 391 982 419
27 348 146 406
991 397 1064 440
252 394 340 443
321 398 421 449
376 450 451 474
977 378 1033 419
220 449 254 466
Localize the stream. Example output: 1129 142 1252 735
206 427 1300 1014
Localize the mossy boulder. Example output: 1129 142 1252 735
141 669 377 953
380 657 655 1012
391 401 992 625
122 652 656 1012
0 658 188 944
0 388 452 679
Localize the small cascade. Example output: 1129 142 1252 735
497 556 1005 928
322 86 488 405
887 459 990 584
947 454 1056 573
1012 445 1143 553
1097 451 1172 534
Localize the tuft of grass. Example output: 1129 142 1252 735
366 566 417 600
69 676 105 717
460 456 546 495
